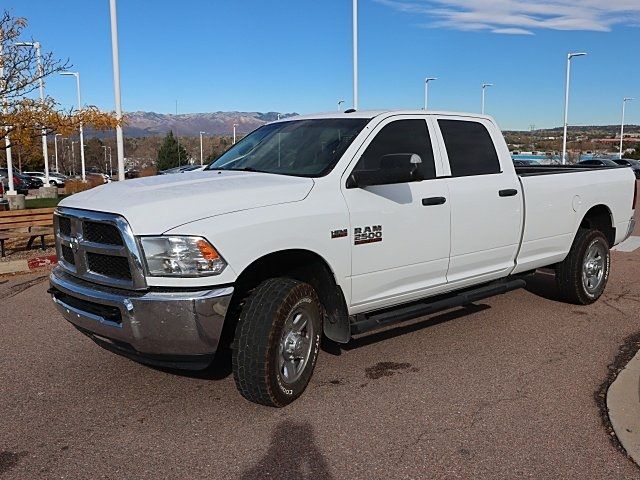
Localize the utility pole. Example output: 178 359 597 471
352 0 359 110
562 52 587 164
109 0 126 181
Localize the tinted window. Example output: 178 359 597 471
438 120 501 176
354 119 436 179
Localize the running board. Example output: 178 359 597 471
350 278 527 335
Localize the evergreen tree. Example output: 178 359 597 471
157 131 189 170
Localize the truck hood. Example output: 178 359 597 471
59 170 314 234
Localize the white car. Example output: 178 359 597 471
49 110 637 406
23 171 66 187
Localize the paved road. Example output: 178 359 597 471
2 238 640 479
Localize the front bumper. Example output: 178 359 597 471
50 266 233 370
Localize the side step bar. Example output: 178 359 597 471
350 277 527 335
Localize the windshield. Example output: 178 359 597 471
206 118 369 177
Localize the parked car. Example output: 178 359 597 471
0 168 29 195
23 171 67 187
613 159 640 179
577 158 620 167
17 172 43 189
50 110 637 407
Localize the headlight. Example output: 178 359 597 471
140 236 227 277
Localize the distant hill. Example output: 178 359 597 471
122 111 298 137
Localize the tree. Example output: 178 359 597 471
0 11 118 153
623 143 640 160
157 131 188 170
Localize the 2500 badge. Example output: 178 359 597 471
354 225 382 245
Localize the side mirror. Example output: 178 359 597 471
346 153 423 189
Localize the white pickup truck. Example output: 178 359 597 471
50 110 637 406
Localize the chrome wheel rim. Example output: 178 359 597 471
582 242 606 294
278 306 314 385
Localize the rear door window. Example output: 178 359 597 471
438 120 501 177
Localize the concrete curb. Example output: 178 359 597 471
607 349 640 466
0 254 57 275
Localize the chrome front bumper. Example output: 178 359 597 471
50 266 233 369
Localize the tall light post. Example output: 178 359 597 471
338 99 345 111
233 124 238 144
619 97 634 160
15 41 50 186
54 133 62 174
109 0 125 181
199 131 206 165
424 77 437 110
352 0 358 110
481 83 493 115
562 52 587 165
0 33 16 195
60 71 86 181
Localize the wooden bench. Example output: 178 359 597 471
0 207 56 257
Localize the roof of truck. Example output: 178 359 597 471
274 110 494 122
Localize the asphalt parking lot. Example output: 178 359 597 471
2 232 640 479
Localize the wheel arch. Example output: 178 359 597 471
579 204 615 247
221 249 351 350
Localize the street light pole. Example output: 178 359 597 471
620 97 634 160
481 83 493 115
109 0 125 181
352 0 358 110
562 52 587 165
233 124 238 144
424 77 437 110
54 133 62 174
199 131 206 165
338 99 345 111
60 72 86 181
0 34 16 195
15 41 50 185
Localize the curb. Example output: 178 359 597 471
607 348 640 466
0 254 57 275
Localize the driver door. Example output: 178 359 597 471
341 116 451 313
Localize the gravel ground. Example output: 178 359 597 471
1 240 640 479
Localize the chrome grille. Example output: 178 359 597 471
54 208 147 290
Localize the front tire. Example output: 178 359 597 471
232 278 322 407
556 229 610 305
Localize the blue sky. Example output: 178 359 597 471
7 0 640 130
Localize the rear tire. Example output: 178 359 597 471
556 229 610 305
232 278 322 407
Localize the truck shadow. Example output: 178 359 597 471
240 420 333 480
523 269 562 302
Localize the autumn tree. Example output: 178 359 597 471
157 131 189 171
0 10 119 158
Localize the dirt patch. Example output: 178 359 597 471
595 331 640 469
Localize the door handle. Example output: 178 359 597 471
422 197 447 206
499 189 518 197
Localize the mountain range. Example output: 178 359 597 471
122 111 297 137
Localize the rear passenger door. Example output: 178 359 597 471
432 116 523 284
